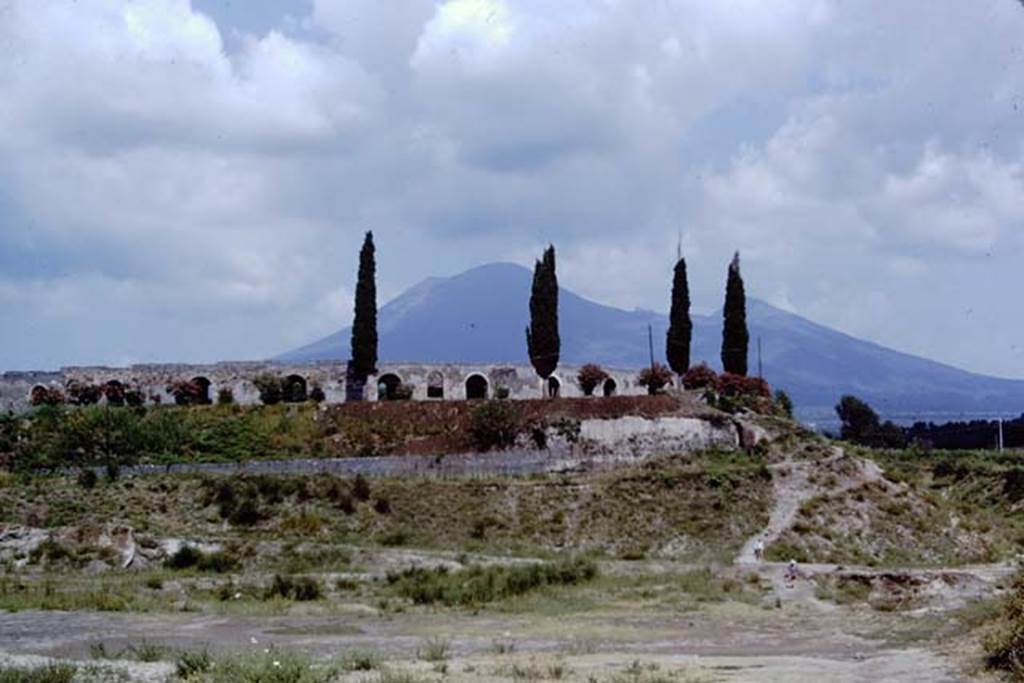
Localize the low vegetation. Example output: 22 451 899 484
387 558 598 607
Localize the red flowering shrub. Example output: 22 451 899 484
682 363 720 391
637 363 674 395
576 364 610 396
66 381 102 406
170 380 204 406
30 386 65 406
719 373 771 399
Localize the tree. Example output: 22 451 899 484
721 251 749 376
835 395 880 444
526 245 560 380
666 257 692 375
834 395 906 448
350 231 378 391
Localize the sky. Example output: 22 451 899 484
1 0 1023 376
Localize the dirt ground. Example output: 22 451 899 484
0 558 999 682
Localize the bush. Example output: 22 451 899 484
228 497 264 526
77 468 98 490
165 545 204 570
682 363 719 391
576 364 609 397
30 386 66 407
253 375 283 406
388 558 598 607
775 389 794 418
264 574 322 601
169 380 205 406
469 400 521 451
393 384 415 401
216 387 235 405
0 663 77 683
718 373 770 399
987 572 1024 676
637 363 673 395
66 382 101 406
352 474 371 502
309 386 326 403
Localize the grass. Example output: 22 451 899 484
0 664 77 683
417 636 451 662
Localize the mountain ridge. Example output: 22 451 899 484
278 262 1024 424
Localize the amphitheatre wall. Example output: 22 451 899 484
0 361 646 413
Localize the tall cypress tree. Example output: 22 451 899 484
526 245 560 380
350 231 378 385
721 251 749 376
666 257 692 375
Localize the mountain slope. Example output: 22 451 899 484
278 262 1024 423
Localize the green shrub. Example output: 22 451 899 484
469 401 521 451
228 497 264 526
77 468 98 490
0 663 77 683
164 545 203 570
986 572 1024 675
265 574 322 601
388 558 597 607
176 649 213 678
352 474 371 502
165 546 239 573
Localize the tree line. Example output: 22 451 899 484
347 232 755 398
835 394 1024 450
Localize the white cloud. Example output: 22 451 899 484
2 0 1024 378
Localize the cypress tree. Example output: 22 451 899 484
525 245 560 380
666 257 692 375
721 251 749 376
350 231 378 385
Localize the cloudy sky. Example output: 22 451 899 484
1 0 1023 376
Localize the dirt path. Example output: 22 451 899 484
735 448 840 565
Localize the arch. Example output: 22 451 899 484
602 378 617 397
547 375 561 398
465 374 489 400
283 374 308 403
426 371 445 399
29 385 47 405
104 380 126 406
377 373 402 401
191 376 212 405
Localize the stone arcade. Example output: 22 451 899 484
0 361 644 413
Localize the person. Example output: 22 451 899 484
786 558 799 581
753 538 765 561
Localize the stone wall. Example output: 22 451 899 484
0 361 648 413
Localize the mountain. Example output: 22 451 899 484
278 262 1024 425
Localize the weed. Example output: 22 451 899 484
417 636 451 662
341 650 380 671
0 663 77 683
264 574 323 601
175 649 213 678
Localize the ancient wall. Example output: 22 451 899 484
0 361 647 413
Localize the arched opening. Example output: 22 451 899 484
426 371 445 399
547 376 561 398
602 378 617 397
465 374 489 400
29 385 47 406
191 376 212 405
104 380 125 406
377 373 402 401
283 374 308 403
